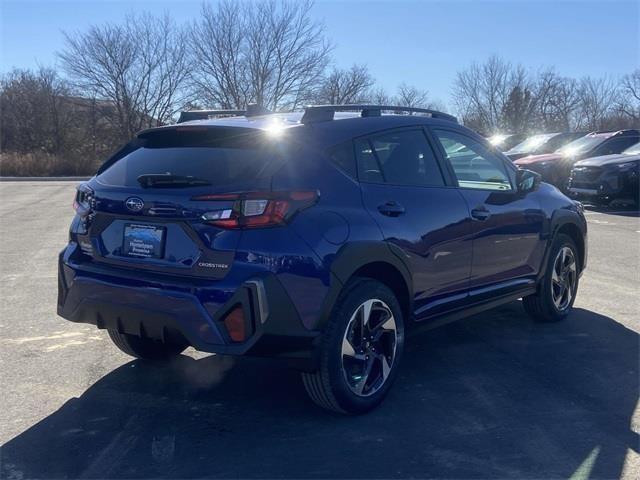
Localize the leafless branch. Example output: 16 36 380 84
316 64 374 104
59 13 190 141
189 0 331 111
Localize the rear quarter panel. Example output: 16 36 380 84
270 146 385 329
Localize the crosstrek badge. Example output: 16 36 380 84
197 262 229 269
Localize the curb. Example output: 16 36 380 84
0 176 91 182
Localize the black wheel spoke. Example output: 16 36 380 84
551 246 576 311
354 357 375 395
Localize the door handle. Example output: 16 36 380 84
471 206 491 221
378 201 405 217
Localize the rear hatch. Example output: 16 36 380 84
75 126 287 279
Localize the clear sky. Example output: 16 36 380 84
1 0 638 107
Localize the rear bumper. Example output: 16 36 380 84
57 245 320 362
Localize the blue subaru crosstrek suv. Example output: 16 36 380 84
58 105 588 414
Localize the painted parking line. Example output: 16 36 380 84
584 210 633 215
584 210 637 215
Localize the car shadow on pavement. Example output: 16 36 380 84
1 302 638 479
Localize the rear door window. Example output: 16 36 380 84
97 128 277 187
356 129 445 187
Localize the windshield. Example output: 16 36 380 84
622 142 640 155
555 135 607 156
506 134 557 155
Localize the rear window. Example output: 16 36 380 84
97 128 278 187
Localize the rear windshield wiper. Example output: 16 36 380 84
137 173 211 188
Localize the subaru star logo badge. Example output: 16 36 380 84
125 197 144 212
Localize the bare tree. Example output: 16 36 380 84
316 64 374 104
535 70 581 131
396 83 431 109
617 70 640 125
189 1 250 109
452 55 533 133
249 0 331 109
0 67 74 155
59 13 190 141
576 76 619 130
189 0 331 111
368 87 392 105
1 67 122 175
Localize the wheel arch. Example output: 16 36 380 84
541 209 587 279
350 261 411 322
315 242 413 331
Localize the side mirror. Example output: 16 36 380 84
517 169 541 192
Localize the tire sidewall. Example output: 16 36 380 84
322 279 405 414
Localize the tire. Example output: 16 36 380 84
107 329 187 360
523 233 580 322
301 278 405 414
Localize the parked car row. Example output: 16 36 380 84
504 132 587 161
487 133 527 151
490 129 640 207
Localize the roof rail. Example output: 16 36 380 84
177 104 273 123
300 104 458 124
245 103 272 117
177 110 245 123
593 129 640 135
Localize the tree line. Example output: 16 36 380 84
1 0 638 175
453 56 639 134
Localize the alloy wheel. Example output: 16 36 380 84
341 299 398 397
551 246 577 311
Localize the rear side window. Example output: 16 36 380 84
328 141 357 179
355 138 382 183
97 128 277 187
357 129 445 187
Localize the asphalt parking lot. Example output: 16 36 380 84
0 181 638 479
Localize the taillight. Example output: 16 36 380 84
192 191 318 229
73 184 94 216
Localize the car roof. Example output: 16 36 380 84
587 129 640 139
139 112 468 148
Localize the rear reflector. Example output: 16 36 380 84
193 190 318 229
224 306 246 342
